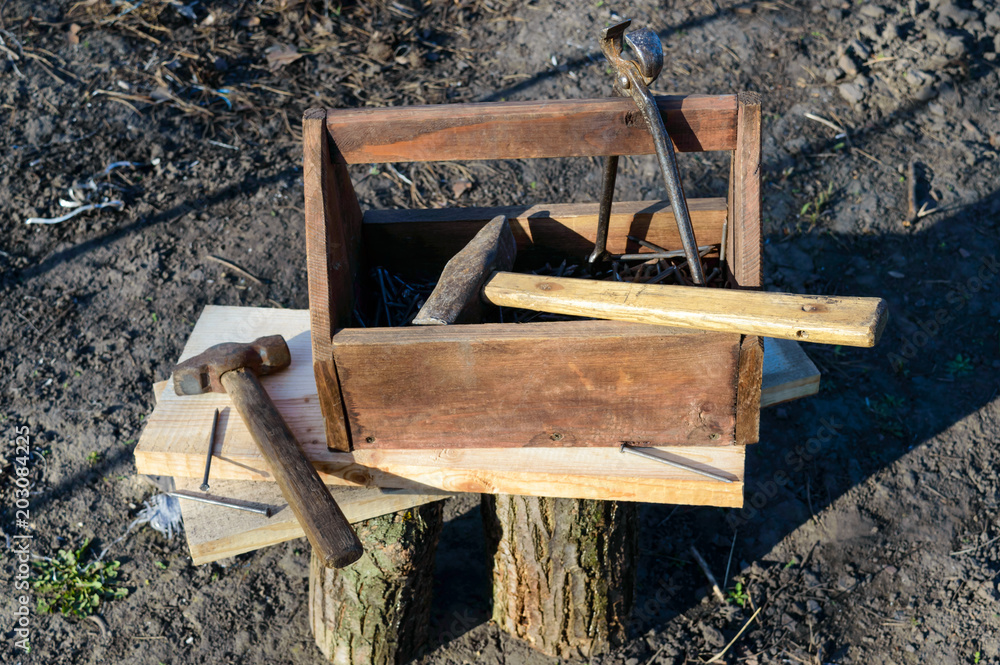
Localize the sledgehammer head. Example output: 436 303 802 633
173 335 291 395
412 215 516 325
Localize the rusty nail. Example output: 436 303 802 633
200 408 218 492
620 443 734 483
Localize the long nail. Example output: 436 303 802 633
169 490 275 517
201 408 218 492
620 443 734 483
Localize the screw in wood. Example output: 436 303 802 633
619 443 733 483
365 436 376 444
200 408 219 492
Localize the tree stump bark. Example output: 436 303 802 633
309 501 445 665
482 495 638 659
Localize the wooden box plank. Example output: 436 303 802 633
333 321 740 449
325 95 737 164
362 198 726 276
174 477 452 565
760 337 820 407
134 306 744 507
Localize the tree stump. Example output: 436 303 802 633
309 501 445 665
482 495 638 659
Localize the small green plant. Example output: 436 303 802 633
32 540 128 617
799 182 836 230
946 353 974 376
784 558 798 569
86 451 102 465
154 561 167 570
727 580 749 608
973 651 981 664
867 394 906 437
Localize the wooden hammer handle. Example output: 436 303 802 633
483 272 888 348
220 368 363 568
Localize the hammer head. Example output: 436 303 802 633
412 215 516 325
173 335 291 395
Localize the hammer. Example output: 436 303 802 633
412 216 887 348
173 335 363 568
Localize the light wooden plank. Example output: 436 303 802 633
761 337 820 407
333 321 740 449
134 306 743 506
174 477 452 565
325 95 737 164
362 198 727 274
483 273 887 347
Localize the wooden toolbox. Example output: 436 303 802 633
304 92 763 454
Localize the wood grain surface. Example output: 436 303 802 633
325 95 737 164
760 336 820 407
482 273 887 347
333 321 741 449
174 477 451 565
220 368 362 568
135 307 744 506
362 198 727 275
304 109 365 451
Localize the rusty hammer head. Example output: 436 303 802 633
412 215 516 326
173 335 291 395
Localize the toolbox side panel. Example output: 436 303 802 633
362 198 727 280
332 321 740 449
325 95 737 164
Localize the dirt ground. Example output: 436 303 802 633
2 0 1000 663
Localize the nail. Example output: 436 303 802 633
201 408 218 492
169 490 274 517
619 443 734 483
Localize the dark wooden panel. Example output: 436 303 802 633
362 198 727 276
735 335 763 445
303 108 364 451
325 95 737 164
332 321 741 449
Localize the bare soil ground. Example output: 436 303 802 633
2 0 1000 663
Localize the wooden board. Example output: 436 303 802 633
174 477 451 565
135 306 744 506
333 321 740 449
482 273 886 348
303 108 363 451
325 95 737 164
362 198 727 275
760 337 820 407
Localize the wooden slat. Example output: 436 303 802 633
729 91 762 289
332 321 740 449
735 335 763 445
482 274 886 347
729 92 764 445
134 307 744 507
760 337 820 407
362 198 727 274
303 108 364 451
325 95 737 164
174 478 452 565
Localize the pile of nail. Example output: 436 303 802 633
355 267 436 328
364 239 726 327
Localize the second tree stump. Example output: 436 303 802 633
482 495 638 659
